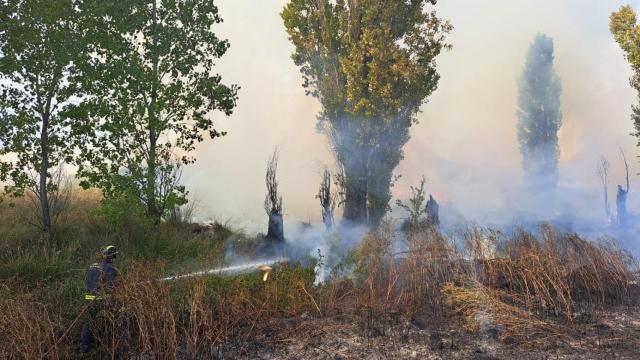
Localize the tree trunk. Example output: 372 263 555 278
366 147 393 228
266 213 284 244
147 130 158 220
367 175 392 228
40 113 53 256
147 0 160 222
343 160 368 224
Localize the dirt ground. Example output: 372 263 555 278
209 303 640 360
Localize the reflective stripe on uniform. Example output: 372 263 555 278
84 294 97 301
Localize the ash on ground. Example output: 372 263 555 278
206 303 640 360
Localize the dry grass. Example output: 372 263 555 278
68 261 319 358
0 290 64 359
478 227 632 320
443 281 569 346
0 214 636 358
441 225 634 345
111 262 177 358
397 225 462 316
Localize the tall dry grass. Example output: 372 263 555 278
0 287 65 359
0 218 636 357
442 225 635 345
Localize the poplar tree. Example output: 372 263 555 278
73 0 238 221
516 34 562 192
282 0 451 226
0 0 79 253
611 6 640 153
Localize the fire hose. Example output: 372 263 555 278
43 257 287 355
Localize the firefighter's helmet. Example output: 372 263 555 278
98 245 118 260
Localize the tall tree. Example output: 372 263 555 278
72 0 238 221
0 0 79 254
611 5 640 152
282 0 451 226
517 34 562 193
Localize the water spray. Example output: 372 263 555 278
159 257 288 282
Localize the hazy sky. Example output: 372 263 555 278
182 0 640 232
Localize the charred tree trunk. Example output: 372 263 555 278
266 213 284 243
318 168 335 230
264 150 284 244
617 149 631 227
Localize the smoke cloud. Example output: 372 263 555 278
180 1 640 250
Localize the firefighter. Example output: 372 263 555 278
79 245 120 353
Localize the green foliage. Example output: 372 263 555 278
396 176 428 226
611 6 640 69
343 246 368 284
281 0 451 225
0 0 83 249
0 252 77 286
0 0 78 193
611 5 640 147
71 0 239 221
97 194 155 238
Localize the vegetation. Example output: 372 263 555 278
0 193 636 358
71 0 238 222
395 176 428 228
611 5 640 150
1 1 640 359
281 0 452 225
517 34 562 192
0 0 81 254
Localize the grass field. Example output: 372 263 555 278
1 191 638 359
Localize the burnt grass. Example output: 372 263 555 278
191 224 640 360
206 294 640 360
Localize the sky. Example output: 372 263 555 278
181 0 640 233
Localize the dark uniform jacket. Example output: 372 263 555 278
85 261 118 300
80 260 121 351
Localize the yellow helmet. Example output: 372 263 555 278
98 245 118 260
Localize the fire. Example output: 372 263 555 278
258 265 272 281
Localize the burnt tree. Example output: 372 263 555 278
317 168 337 230
264 150 284 243
616 149 630 227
